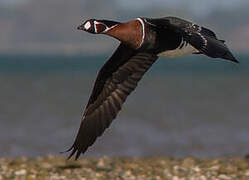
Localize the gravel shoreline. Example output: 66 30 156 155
0 156 248 180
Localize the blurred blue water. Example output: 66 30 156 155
0 54 248 158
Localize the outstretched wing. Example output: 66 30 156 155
67 43 158 159
165 17 238 62
146 17 238 62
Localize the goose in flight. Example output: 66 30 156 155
66 16 238 160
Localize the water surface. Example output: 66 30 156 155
0 54 248 158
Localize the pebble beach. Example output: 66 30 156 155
0 156 248 180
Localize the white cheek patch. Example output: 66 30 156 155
84 21 91 30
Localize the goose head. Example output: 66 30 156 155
77 19 120 34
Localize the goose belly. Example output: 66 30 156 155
157 42 199 58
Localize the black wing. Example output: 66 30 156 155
67 43 158 160
147 17 238 63
166 17 238 62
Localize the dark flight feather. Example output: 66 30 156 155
66 43 158 159
161 17 238 63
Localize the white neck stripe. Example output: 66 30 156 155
93 21 118 33
103 24 118 33
136 18 145 48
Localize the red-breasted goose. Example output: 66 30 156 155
66 16 238 160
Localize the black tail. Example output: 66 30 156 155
201 36 239 63
221 50 239 63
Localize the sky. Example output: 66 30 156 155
1 0 248 54
1 0 248 14
1 0 248 17
117 0 248 16
1 0 28 5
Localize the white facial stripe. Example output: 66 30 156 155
136 18 145 48
84 21 91 30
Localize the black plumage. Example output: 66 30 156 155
144 17 238 62
66 16 238 160
66 44 158 160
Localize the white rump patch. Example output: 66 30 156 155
84 21 91 30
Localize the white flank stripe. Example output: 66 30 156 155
158 39 199 58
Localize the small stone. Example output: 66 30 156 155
173 165 180 171
244 170 249 176
50 174 66 180
192 166 201 172
125 170 132 176
172 176 180 180
97 159 105 167
15 169 27 176
182 158 195 168
209 165 220 171
172 176 186 180
41 162 52 169
199 175 207 180
218 174 231 180
27 175 36 180
1 165 7 171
